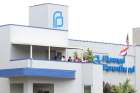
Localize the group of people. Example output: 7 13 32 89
61 56 88 62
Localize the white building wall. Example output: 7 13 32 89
92 65 103 93
9 60 103 93
68 39 134 56
31 60 83 93
0 26 11 64
82 64 93 85
81 64 103 93
29 4 49 29
0 78 10 93
0 26 11 93
29 3 68 30
135 46 140 93
31 60 102 93
10 25 68 47
0 25 103 93
132 28 140 92
133 28 140 46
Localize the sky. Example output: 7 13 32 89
0 0 140 44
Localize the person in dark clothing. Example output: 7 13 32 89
68 56 72 62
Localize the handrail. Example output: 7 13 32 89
10 58 31 61
10 58 101 65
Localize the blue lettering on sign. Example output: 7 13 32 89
94 55 125 64
53 11 64 28
93 55 135 73
103 64 135 73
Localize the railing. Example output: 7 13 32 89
10 58 31 61
9 59 83 71
10 58 98 64
9 59 31 68
3 58 102 75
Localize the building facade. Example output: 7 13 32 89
0 3 103 93
0 3 140 93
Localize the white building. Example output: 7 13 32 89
0 3 103 93
0 3 140 93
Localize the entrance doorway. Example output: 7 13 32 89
33 84 54 93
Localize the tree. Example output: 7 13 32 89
84 48 94 62
73 51 78 58
112 79 136 93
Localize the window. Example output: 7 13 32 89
10 83 23 93
84 86 91 93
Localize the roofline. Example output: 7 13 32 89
0 24 133 46
30 3 68 7
68 39 132 46
0 24 68 32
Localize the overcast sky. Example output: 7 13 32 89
0 0 140 44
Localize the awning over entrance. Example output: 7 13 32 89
0 68 75 79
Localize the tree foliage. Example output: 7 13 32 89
103 79 136 93
73 51 78 58
84 48 94 62
112 79 136 93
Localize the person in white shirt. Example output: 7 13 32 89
61 56 66 61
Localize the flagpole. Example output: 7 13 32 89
126 33 129 81
120 33 129 80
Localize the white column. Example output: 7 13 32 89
135 46 140 93
65 48 67 60
0 78 10 93
24 80 33 93
81 49 84 60
30 45 33 59
48 46 51 60
29 45 33 68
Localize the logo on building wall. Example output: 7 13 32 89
53 11 64 28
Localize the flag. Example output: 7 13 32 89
120 33 129 56
120 47 128 56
